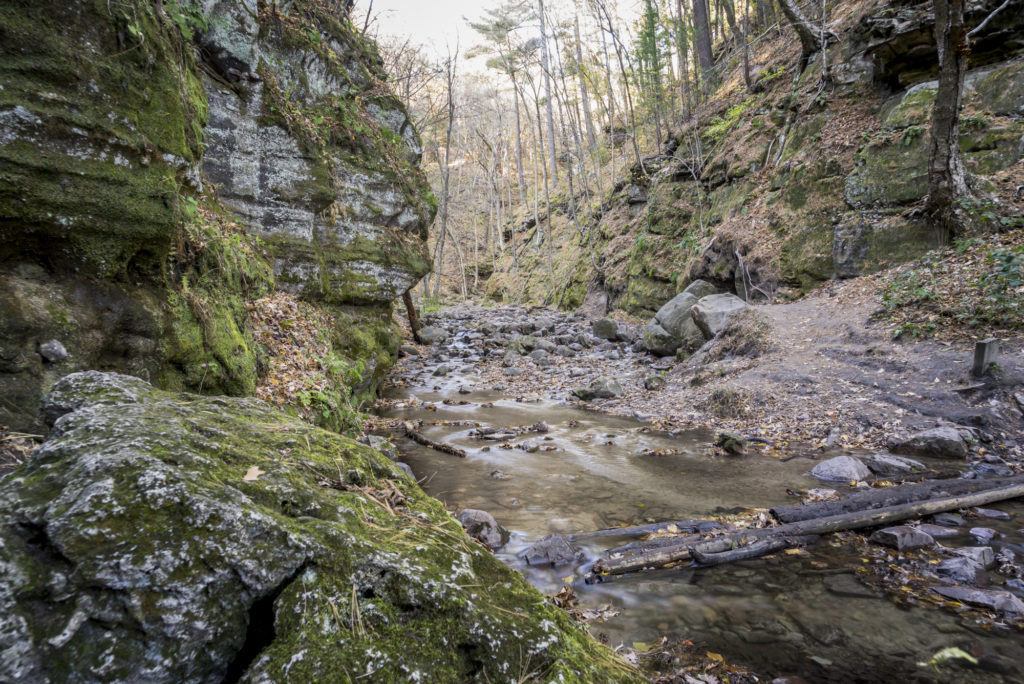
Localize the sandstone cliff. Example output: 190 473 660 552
0 0 434 432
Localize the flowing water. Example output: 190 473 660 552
378 345 1024 682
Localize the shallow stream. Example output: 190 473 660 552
378 339 1024 682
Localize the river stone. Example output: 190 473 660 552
523 534 580 567
0 372 636 682
917 523 962 538
973 507 1011 521
683 279 719 299
869 525 935 551
591 318 621 341
644 375 666 391
810 455 872 482
690 294 748 339
653 292 698 336
418 325 449 345
456 509 510 551
952 546 996 568
931 586 1024 617
892 427 968 458
862 452 926 475
38 339 69 363
937 557 990 586
933 512 965 527
643 322 679 356
535 338 557 352
823 573 878 598
395 462 415 478
573 378 624 401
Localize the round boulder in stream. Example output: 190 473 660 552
573 377 624 401
418 325 449 345
457 509 511 550
0 372 638 683
809 455 871 482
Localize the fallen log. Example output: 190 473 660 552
569 519 719 542
402 423 466 458
771 474 1024 523
605 534 707 559
690 536 796 566
592 481 1024 577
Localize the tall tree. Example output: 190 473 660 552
468 1 531 202
574 15 598 149
635 0 666 144
926 0 970 241
692 0 715 95
432 49 458 297
777 0 834 71
538 0 558 182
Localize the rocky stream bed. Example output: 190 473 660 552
371 299 1024 682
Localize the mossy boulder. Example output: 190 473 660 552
972 60 1024 116
780 224 834 289
0 372 640 683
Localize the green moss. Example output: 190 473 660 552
0 1 207 277
882 86 937 130
780 224 834 289
0 374 643 682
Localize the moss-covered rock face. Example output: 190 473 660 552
0 372 640 683
0 0 433 430
200 2 433 306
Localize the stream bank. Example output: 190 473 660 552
372 295 1024 682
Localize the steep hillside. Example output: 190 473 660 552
484 0 1024 321
0 0 434 432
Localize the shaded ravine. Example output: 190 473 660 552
377 332 1024 682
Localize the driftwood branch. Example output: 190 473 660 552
402 423 466 458
568 519 718 542
591 480 1024 577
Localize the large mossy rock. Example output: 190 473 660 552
0 373 639 683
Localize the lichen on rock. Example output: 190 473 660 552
0 372 639 683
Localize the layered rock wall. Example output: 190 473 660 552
0 0 433 431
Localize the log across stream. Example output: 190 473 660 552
378 350 1024 681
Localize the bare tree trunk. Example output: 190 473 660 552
538 0 558 183
692 0 715 96
575 15 598 149
403 290 423 343
509 69 527 203
777 0 832 71
432 51 458 297
600 25 616 183
721 0 743 47
742 0 752 89
926 0 970 242
676 0 692 116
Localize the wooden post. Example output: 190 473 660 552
973 338 999 377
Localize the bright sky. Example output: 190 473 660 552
366 0 476 54
365 0 641 64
